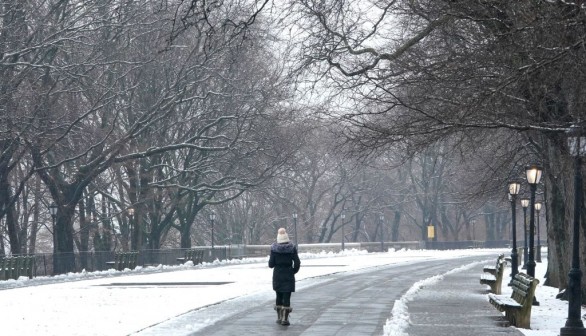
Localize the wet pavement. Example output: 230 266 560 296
406 263 522 335
138 253 523 336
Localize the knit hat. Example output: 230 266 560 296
277 228 290 243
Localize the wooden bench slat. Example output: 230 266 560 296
488 294 522 309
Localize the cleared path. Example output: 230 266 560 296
141 255 522 336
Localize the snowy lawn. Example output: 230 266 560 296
0 247 576 336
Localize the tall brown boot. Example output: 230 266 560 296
281 307 292 326
274 305 283 324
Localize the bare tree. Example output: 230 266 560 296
287 0 586 294
0 0 285 273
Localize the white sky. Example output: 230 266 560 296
0 248 571 335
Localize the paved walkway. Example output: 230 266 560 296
140 254 523 336
406 263 523 335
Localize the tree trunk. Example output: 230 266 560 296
129 167 141 252
352 216 361 242
180 221 191 248
0 172 20 255
177 193 202 248
78 198 90 269
29 178 41 254
52 201 77 275
543 139 571 291
484 211 496 242
391 211 401 242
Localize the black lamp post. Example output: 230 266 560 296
380 214 384 252
49 203 58 251
535 202 542 263
292 213 298 246
127 207 134 248
526 164 542 306
507 191 513 239
48 202 58 272
341 212 345 251
560 125 586 335
49 202 58 224
521 197 530 269
508 180 521 282
209 212 216 250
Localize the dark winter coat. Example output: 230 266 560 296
268 242 301 292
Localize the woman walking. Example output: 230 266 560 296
269 228 301 326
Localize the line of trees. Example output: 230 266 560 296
0 0 290 274
285 0 586 297
0 0 559 293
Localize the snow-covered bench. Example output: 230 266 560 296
483 253 504 275
488 272 539 329
480 255 505 294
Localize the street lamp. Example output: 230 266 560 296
508 180 521 281
48 202 59 271
209 212 216 250
526 163 542 306
340 212 345 251
49 202 58 220
561 124 586 335
521 197 530 269
127 206 134 235
292 213 298 246
49 203 58 239
379 214 384 252
126 207 134 249
507 191 513 239
49 202 58 252
535 202 542 263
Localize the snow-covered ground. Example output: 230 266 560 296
0 247 574 335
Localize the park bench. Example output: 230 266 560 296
504 248 523 266
106 251 138 271
0 256 36 280
488 272 539 329
483 254 504 275
177 248 205 265
480 255 505 294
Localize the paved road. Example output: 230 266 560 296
142 255 522 336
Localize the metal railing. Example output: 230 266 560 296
1 239 540 278
11 247 228 277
